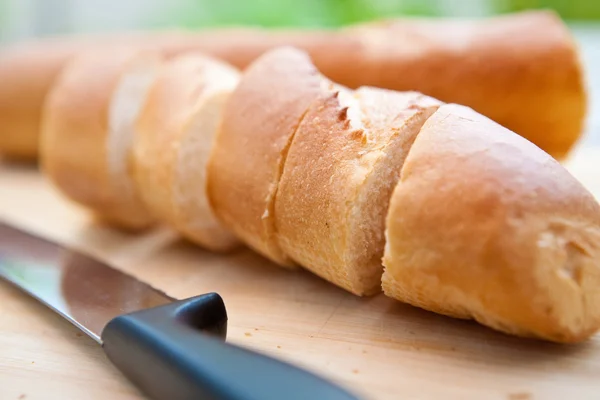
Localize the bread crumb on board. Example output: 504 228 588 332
508 392 532 400
244 332 252 337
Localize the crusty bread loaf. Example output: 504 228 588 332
133 53 241 251
0 10 585 161
38 44 600 343
275 88 441 295
40 47 161 229
382 104 600 343
206 47 330 266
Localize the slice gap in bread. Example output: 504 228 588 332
104 55 161 227
345 92 442 294
256 82 342 264
175 80 241 251
207 47 333 266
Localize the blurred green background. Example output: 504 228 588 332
167 0 600 29
0 0 599 42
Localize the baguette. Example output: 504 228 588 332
0 10 585 161
40 46 600 342
40 47 161 229
133 54 241 251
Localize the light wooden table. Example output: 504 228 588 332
0 145 600 400
2 26 600 400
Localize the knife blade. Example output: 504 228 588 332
0 221 361 400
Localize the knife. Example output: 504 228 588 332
0 221 360 400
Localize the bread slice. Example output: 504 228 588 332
40 47 161 229
133 53 241 251
207 47 331 265
275 86 441 295
382 104 600 343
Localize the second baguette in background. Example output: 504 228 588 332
0 11 587 161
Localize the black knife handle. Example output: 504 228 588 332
101 293 360 400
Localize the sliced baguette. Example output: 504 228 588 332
382 104 600 343
275 87 441 295
40 47 161 229
207 47 331 265
37 42 600 343
133 53 240 251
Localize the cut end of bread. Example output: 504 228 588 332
174 63 241 252
107 54 160 228
132 53 241 252
346 91 441 295
207 46 330 266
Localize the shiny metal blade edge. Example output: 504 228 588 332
0 221 173 343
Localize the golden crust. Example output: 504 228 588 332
133 53 240 251
275 87 441 295
206 47 329 265
382 104 600 343
40 47 160 229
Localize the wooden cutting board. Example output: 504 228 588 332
1 146 600 400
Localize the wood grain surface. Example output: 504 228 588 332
1 145 600 400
